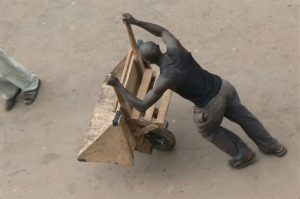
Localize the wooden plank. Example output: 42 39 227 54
115 50 135 112
77 83 121 160
113 87 131 118
128 117 168 129
124 59 140 93
144 68 160 121
78 113 136 166
125 23 149 71
156 90 172 124
112 55 128 112
131 69 153 119
120 49 133 84
120 58 142 113
132 124 158 137
111 55 127 79
122 60 141 113
134 135 152 154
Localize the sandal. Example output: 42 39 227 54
4 88 22 111
23 79 41 105
261 145 287 157
228 152 256 169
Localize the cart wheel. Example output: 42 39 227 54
145 128 176 151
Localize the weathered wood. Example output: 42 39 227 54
124 59 141 94
113 87 131 118
125 23 149 71
156 90 173 124
132 124 158 137
134 135 152 154
128 118 167 129
78 113 136 166
120 49 134 84
144 68 160 121
131 69 153 120
77 84 124 162
111 55 127 79
78 24 174 166
115 49 134 112
77 55 136 165
112 48 134 111
113 51 133 116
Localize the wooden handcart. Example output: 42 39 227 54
77 23 175 166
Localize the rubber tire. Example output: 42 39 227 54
145 128 176 151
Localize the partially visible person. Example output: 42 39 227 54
0 49 41 111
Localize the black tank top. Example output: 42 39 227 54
166 49 222 108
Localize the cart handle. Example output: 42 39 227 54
124 23 150 69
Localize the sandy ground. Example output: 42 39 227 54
0 0 299 199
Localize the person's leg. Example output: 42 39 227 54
0 78 19 100
0 49 40 105
0 78 21 111
224 82 287 156
194 80 255 168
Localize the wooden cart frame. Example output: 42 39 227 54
77 24 173 166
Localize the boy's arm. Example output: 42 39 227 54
106 73 171 112
122 13 187 52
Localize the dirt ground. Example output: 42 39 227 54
0 0 299 199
